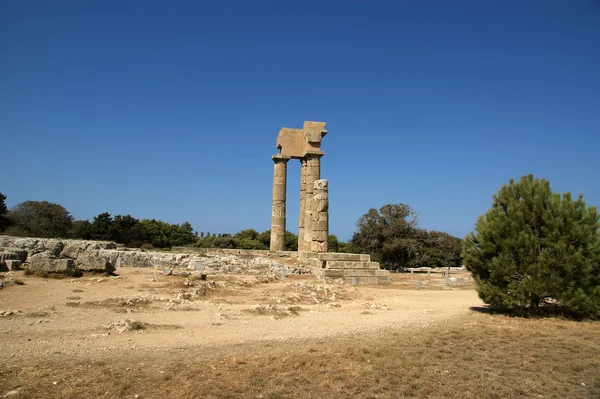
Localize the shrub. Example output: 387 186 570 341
462 175 600 318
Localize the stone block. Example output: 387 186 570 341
313 221 328 231
314 179 328 190
306 253 369 262
310 241 327 253
5 260 22 271
321 269 345 278
343 269 390 277
325 261 380 269
76 250 117 273
28 256 76 273
313 230 328 242
343 276 392 285
60 243 80 259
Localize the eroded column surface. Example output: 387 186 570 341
302 154 322 251
270 156 289 252
311 179 329 252
298 158 308 249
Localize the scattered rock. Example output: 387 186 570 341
244 304 304 319
363 302 389 310
0 309 23 317
103 319 145 333
3 387 24 397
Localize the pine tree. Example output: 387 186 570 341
462 175 600 318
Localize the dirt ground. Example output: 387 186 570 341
2 268 599 398
0 268 480 361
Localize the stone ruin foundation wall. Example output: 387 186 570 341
1 236 391 285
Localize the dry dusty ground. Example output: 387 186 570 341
1 268 599 398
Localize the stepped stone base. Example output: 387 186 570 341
298 252 391 285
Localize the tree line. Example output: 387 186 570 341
0 198 197 248
0 193 463 269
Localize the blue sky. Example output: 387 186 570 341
1 1 599 241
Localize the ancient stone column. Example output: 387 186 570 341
302 153 322 251
311 179 329 253
270 155 290 252
298 158 307 250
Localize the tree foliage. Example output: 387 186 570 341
349 204 462 270
6 201 74 238
0 192 8 232
462 175 600 318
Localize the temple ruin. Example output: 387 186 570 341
270 121 329 252
269 121 392 284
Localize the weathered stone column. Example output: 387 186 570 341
311 179 329 252
270 155 290 252
303 153 322 251
298 158 307 250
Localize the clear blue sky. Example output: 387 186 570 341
1 1 599 241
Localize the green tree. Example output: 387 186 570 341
6 200 74 238
284 231 298 251
462 175 600 318
90 212 113 241
413 230 462 268
139 219 171 248
0 192 9 232
110 214 143 246
169 221 196 246
258 230 298 251
233 229 266 249
212 236 236 248
69 220 93 239
328 234 340 252
350 204 421 269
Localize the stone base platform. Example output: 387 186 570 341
298 252 392 285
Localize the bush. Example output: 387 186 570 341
462 175 600 318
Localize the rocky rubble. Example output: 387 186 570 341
102 319 144 333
